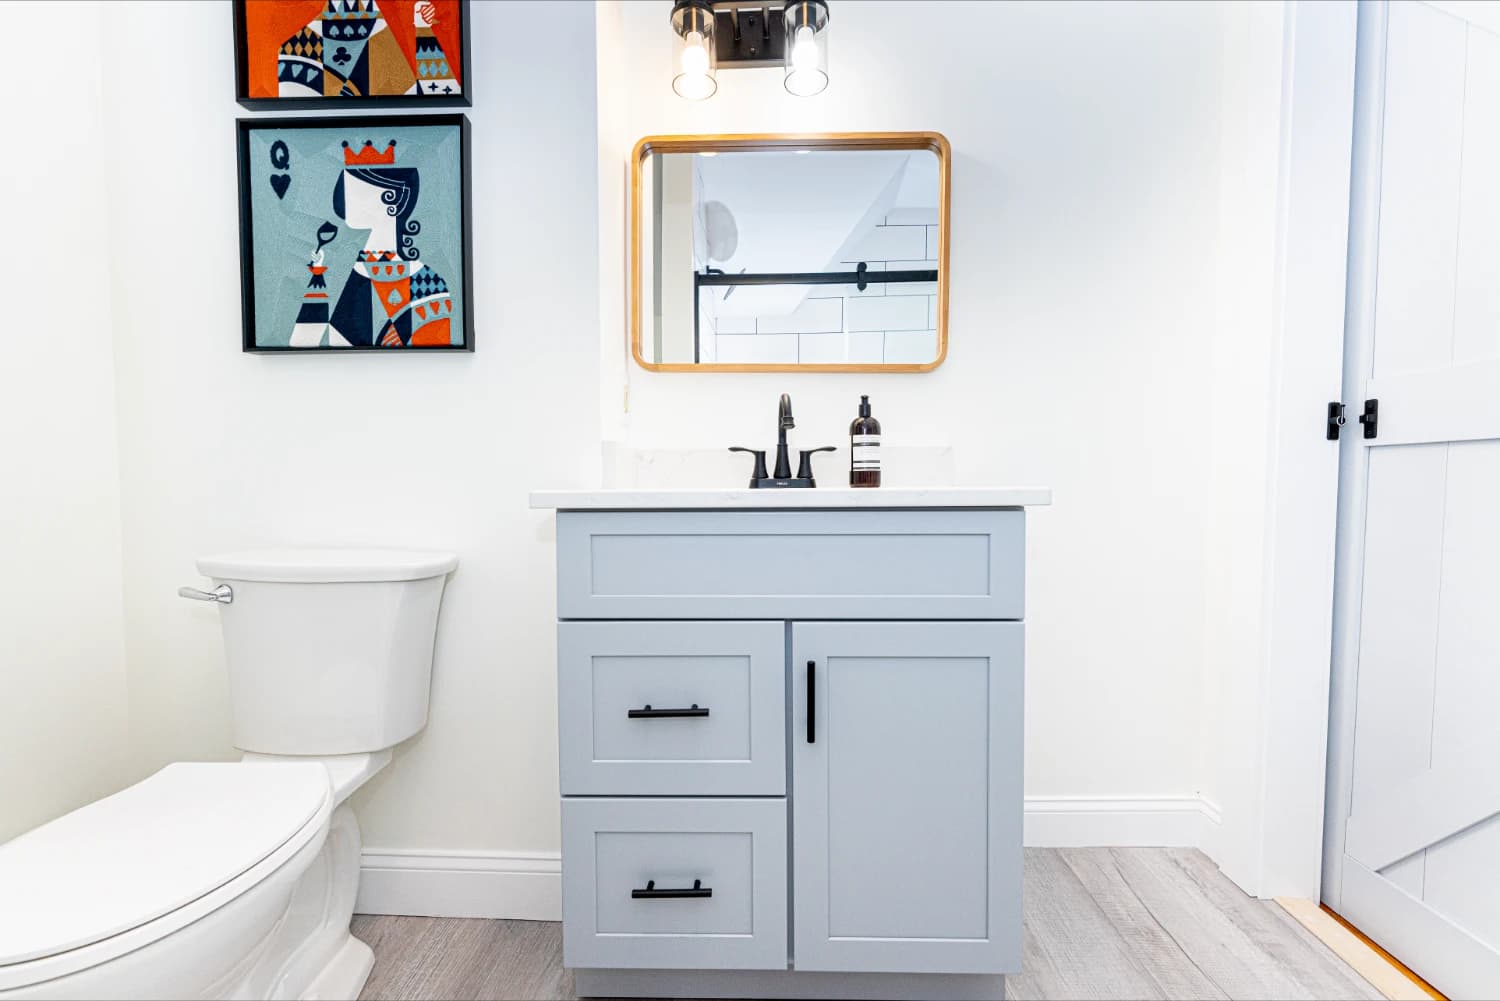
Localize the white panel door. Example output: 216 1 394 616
1326 4 1500 997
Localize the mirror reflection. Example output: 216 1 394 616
636 141 946 369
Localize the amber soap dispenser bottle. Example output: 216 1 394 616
849 395 882 487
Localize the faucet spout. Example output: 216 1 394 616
774 394 795 479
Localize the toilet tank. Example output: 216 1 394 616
196 549 458 756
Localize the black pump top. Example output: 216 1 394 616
858 395 871 417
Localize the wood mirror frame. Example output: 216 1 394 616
630 132 951 373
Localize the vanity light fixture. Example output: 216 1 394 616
783 0 829 96
671 0 717 100
669 0 831 99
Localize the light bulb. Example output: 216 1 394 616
790 25 818 71
673 25 716 100
681 30 709 76
783 15 827 97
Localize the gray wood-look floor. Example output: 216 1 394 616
352 848 1384 1001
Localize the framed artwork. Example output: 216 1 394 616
234 0 470 109
237 114 473 352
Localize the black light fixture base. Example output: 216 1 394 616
712 6 786 67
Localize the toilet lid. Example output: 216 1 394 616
0 762 329 967
197 547 458 583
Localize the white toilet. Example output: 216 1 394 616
0 548 457 1000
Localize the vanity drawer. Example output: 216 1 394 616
557 621 784 795
556 508 1024 620
560 797 788 970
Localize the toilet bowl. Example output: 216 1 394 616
0 549 457 1000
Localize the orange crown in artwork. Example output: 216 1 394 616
341 140 398 166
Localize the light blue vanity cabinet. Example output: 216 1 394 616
532 489 1049 1001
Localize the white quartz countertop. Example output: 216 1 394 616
528 487 1051 510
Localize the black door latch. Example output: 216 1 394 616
1327 402 1347 440
1327 399 1378 440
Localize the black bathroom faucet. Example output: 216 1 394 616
774 393 796 479
730 394 836 489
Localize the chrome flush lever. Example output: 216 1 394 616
178 584 233 604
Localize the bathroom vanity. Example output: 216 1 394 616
529 488 1049 1000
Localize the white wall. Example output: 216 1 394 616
600 0 1230 830
98 0 600 858
0 0 1344 906
0 4 132 842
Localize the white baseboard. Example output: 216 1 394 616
356 849 564 921
1023 795 1222 849
356 796 1223 921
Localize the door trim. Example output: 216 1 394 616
1209 0 1358 900
1322 0 1388 911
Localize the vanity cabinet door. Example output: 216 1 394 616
791 621 1023 974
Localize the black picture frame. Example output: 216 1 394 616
236 114 475 353
232 0 472 110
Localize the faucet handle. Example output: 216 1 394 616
729 447 769 486
797 446 838 483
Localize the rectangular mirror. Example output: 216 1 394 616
631 133 950 372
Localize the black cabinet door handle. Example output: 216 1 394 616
627 703 710 719
632 879 712 899
807 660 816 743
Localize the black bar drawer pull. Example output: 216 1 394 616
632 879 712 899
627 703 710 719
807 661 816 744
